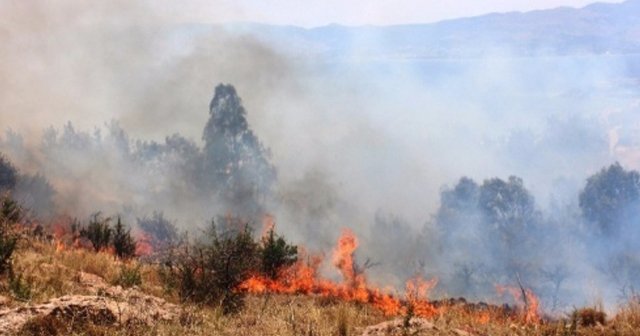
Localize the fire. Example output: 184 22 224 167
405 275 439 317
496 284 541 323
55 239 65 253
238 228 439 318
261 214 276 239
475 311 491 324
135 232 154 256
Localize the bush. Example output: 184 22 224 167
571 307 607 327
9 272 33 302
0 153 17 192
164 220 259 314
0 226 17 276
1 196 22 223
80 213 112 252
0 197 19 275
112 216 136 259
114 264 142 289
260 228 297 279
161 218 299 314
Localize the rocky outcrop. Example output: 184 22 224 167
362 317 473 336
0 272 179 335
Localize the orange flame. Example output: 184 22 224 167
238 228 440 318
135 232 154 256
55 239 65 253
405 275 439 317
261 214 276 240
496 284 541 323
475 311 491 324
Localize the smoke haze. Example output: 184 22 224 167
2 0 640 314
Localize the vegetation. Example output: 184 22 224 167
165 222 259 313
579 162 640 234
0 197 20 275
2 91 640 335
112 216 136 259
202 84 277 218
0 153 17 192
158 219 297 314
80 213 113 252
259 228 298 279
114 264 142 288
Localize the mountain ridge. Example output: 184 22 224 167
214 0 640 59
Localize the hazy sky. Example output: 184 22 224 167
155 0 624 27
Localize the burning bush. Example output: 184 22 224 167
259 227 298 279
162 220 259 313
77 213 138 259
112 216 136 259
571 307 607 327
160 218 299 314
80 213 113 252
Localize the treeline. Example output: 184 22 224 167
425 163 640 309
1 83 640 312
0 84 275 223
1 152 298 313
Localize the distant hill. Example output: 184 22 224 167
217 0 640 59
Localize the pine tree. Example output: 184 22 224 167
201 84 276 217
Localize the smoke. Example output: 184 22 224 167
2 0 640 314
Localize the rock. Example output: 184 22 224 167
362 318 435 336
76 271 109 293
362 318 475 336
0 274 179 335
452 329 472 336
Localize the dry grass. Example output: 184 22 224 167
3 239 640 336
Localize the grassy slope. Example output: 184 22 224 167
1 238 639 336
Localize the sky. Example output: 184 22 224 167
152 0 624 27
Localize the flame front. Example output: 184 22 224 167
238 228 441 318
135 232 154 256
496 284 541 323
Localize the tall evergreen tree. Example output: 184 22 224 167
201 84 276 217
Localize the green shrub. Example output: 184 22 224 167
1 196 22 223
164 220 259 314
0 197 19 275
260 228 297 279
0 153 17 192
112 216 136 259
114 264 142 289
160 218 299 314
80 213 112 252
9 272 33 302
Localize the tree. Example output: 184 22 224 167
436 177 481 237
201 84 276 218
579 162 640 234
479 176 537 234
0 153 17 193
260 228 297 279
113 216 136 259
